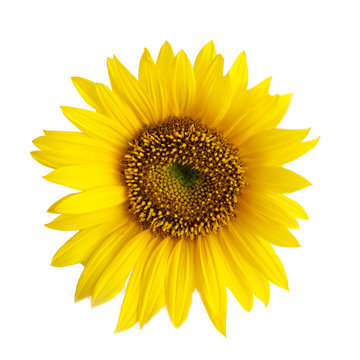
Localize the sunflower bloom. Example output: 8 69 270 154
32 42 318 335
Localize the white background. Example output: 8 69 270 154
1 0 359 359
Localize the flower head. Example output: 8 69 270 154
32 41 318 335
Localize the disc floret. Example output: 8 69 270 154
123 117 246 240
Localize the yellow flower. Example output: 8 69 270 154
32 41 318 336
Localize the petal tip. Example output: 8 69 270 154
50 258 63 267
205 40 215 49
90 291 102 307
74 289 86 303
47 204 57 214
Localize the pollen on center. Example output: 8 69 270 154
123 116 246 240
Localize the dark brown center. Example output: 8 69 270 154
123 117 246 240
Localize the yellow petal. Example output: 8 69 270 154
31 150 64 169
246 165 312 193
229 223 289 290
244 93 293 138
228 95 279 143
91 230 153 306
172 50 196 117
236 208 300 247
71 77 103 110
223 77 272 137
251 137 320 165
193 41 217 84
115 238 161 332
224 268 254 312
205 235 228 336
45 205 125 231
61 106 128 148
267 93 293 129
211 294 227 337
95 83 142 136
240 190 299 229
48 186 127 214
31 146 120 169
139 48 169 122
51 220 124 267
36 130 120 166
138 237 174 328
263 192 308 220
241 128 311 154
245 77 272 105
156 41 175 92
226 51 248 95
75 224 139 301
139 49 170 121
33 131 117 153
231 93 293 141
166 239 195 327
211 233 253 312
219 231 270 305
196 235 227 336
107 56 154 126
193 55 231 126
43 164 121 190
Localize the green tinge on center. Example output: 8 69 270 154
168 162 201 188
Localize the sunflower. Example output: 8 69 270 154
32 41 318 336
